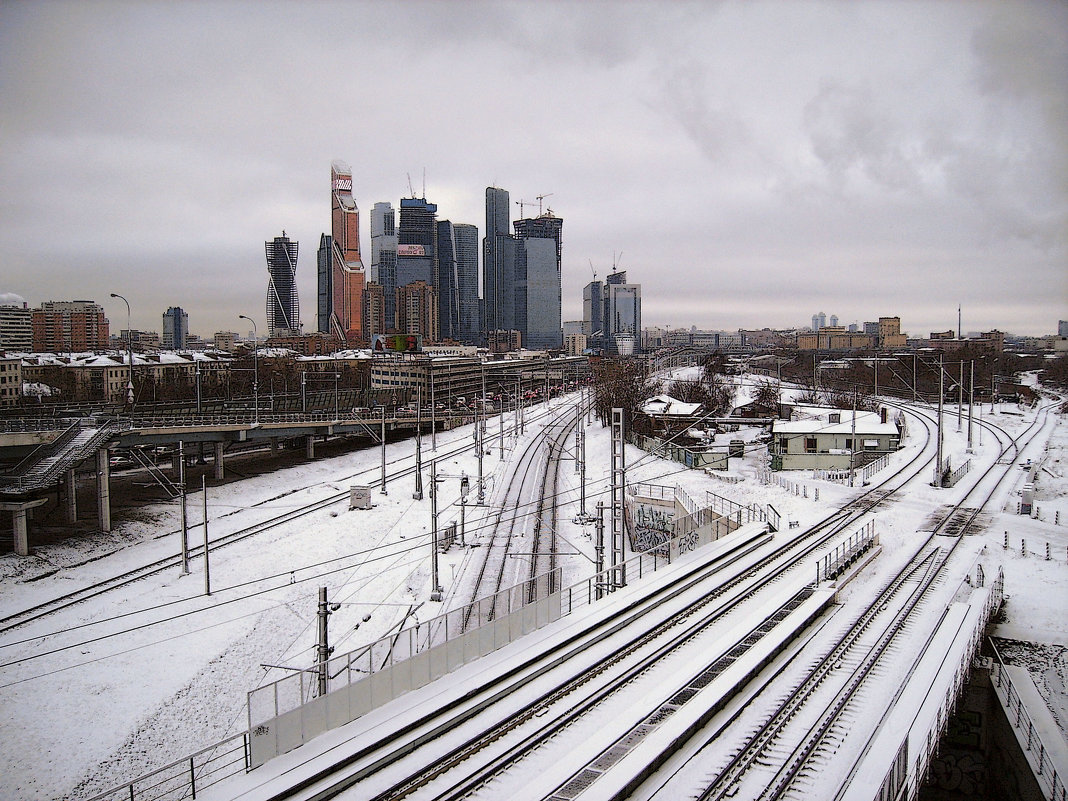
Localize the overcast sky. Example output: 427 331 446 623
2 0 1065 340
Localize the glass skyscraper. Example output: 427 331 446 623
514 213 563 350
162 306 189 349
436 220 460 341
483 187 516 345
370 202 397 329
397 197 437 291
265 232 299 336
454 223 479 345
330 161 366 345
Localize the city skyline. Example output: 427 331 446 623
1 1 1065 338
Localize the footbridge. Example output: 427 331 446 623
0 409 469 555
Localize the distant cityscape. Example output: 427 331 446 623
0 160 1066 409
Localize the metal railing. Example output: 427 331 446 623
990 638 1067 801
83 733 249 801
87 502 765 801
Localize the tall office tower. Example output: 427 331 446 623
514 212 563 350
436 220 460 341
265 232 300 337
362 282 387 341
483 187 517 345
829 314 839 328
162 306 189 349
370 202 398 329
397 197 438 296
582 280 604 344
32 300 109 352
330 161 366 345
0 302 33 351
812 311 827 331
454 223 479 345
605 281 642 355
396 281 439 342
316 234 332 334
1059 320 1068 337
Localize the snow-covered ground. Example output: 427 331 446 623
0 377 1065 800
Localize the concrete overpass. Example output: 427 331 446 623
0 409 470 555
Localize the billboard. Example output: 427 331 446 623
372 333 423 353
397 244 426 257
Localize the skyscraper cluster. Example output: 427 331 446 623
312 165 563 351
582 269 642 355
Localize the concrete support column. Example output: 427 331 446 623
1 499 47 557
96 448 111 533
213 442 225 480
63 468 77 524
270 437 279 456
305 435 315 459
13 509 29 556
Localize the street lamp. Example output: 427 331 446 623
238 315 259 423
109 293 134 406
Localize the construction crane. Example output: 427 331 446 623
515 199 537 218
589 259 597 281
536 193 553 216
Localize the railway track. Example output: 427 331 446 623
0 410 533 634
648 398 1057 801
248 403 939 800
462 405 579 628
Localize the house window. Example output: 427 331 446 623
804 437 817 453
845 438 853 450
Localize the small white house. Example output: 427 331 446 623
772 407 900 471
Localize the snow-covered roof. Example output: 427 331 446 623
772 417 898 436
642 394 703 417
789 405 883 424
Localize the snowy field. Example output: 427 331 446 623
0 377 1065 800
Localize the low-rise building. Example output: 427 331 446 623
772 407 900 471
0 356 23 406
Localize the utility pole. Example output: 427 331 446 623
575 405 582 474
850 387 857 488
595 501 605 600
498 400 504 459
935 354 944 487
967 360 975 453
578 410 588 518
316 587 332 697
430 459 443 601
413 386 423 500
429 361 436 451
610 408 626 590
380 406 388 494
179 441 189 574
957 361 963 431
459 494 466 546
912 354 917 403
475 397 485 504
202 476 210 596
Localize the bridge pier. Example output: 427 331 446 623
1 498 48 556
305 435 315 459
96 449 111 532
270 437 279 456
213 442 225 480
63 468 77 524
